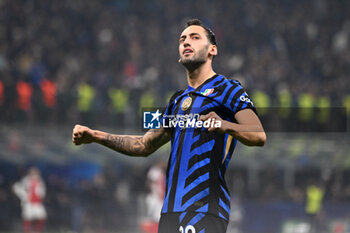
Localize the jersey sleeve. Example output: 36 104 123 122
225 80 256 116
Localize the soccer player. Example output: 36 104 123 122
72 19 266 233
13 167 47 233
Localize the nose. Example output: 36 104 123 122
183 37 191 47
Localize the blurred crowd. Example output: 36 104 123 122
0 0 349 127
0 162 147 232
0 162 350 232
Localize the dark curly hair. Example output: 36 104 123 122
185 19 217 46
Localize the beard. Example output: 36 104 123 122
180 46 208 72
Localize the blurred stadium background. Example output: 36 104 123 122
0 0 350 232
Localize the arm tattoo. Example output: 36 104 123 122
100 134 146 156
103 134 125 149
99 129 170 157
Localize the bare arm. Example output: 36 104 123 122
200 109 266 146
72 125 171 157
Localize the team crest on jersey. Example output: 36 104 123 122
201 88 214 96
181 97 192 111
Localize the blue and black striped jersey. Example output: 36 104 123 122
161 74 256 221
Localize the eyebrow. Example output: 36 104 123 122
179 32 201 40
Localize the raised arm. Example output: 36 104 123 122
72 125 171 157
200 109 266 147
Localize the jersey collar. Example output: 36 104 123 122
187 74 218 91
185 74 224 95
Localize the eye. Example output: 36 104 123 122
193 35 200 40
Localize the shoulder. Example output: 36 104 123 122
163 90 185 113
213 76 244 93
226 78 243 88
213 75 242 87
168 90 185 103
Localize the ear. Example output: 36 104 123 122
208 44 218 57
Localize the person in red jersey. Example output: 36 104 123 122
13 167 47 233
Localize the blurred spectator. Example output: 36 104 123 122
13 167 47 233
77 81 95 113
16 80 33 122
227 195 243 233
77 81 95 125
305 180 324 233
108 87 129 126
140 160 166 233
40 78 57 109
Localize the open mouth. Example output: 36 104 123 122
183 48 193 55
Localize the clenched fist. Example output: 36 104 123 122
199 111 227 133
72 124 95 145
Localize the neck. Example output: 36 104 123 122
186 61 216 89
